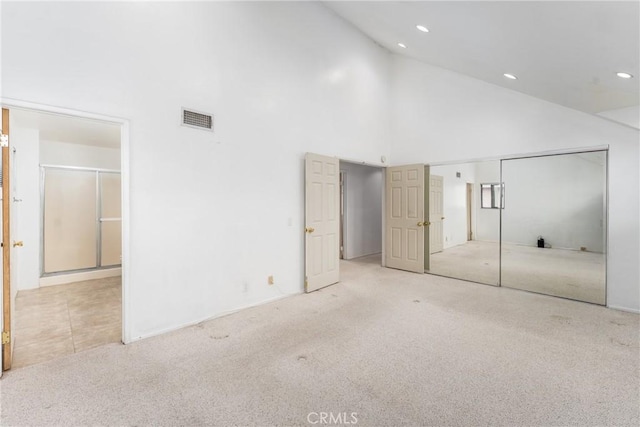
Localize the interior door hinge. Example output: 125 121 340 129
1 331 10 345
0 133 8 148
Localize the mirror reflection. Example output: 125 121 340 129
426 161 501 286
500 151 607 304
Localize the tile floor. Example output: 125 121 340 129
12 276 122 369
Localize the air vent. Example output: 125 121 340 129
181 108 213 131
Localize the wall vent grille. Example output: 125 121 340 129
182 108 213 131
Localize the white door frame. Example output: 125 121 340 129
0 98 132 344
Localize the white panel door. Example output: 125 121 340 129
385 164 424 273
305 153 340 292
429 175 444 254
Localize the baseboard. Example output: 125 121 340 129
128 292 300 343
40 268 122 287
607 304 640 314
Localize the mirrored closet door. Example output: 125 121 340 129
425 150 607 305
500 151 607 304
426 160 500 286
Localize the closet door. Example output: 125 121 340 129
500 152 607 304
43 169 97 273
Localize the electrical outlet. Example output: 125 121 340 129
268 275 274 285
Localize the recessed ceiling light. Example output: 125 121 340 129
416 25 429 33
616 72 633 79
398 43 407 48
503 73 518 80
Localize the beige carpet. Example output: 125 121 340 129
429 241 605 304
1 255 637 426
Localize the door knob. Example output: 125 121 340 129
425 221 431 226
13 241 23 247
305 227 315 233
417 222 423 227
441 216 445 220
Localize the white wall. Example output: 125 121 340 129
429 162 476 249
9 127 40 291
391 56 640 312
3 2 637 340
501 152 606 252
40 140 120 170
340 162 382 259
1 1 392 340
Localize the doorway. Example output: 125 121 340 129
339 161 383 262
1 105 128 370
304 154 384 292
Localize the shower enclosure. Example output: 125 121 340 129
41 166 121 276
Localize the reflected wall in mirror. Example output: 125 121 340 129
426 160 500 286
500 151 607 304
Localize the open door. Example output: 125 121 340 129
385 164 425 273
304 153 340 292
2 108 12 371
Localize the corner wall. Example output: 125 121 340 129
391 55 640 312
1 1 392 340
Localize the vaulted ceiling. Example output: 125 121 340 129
324 1 639 116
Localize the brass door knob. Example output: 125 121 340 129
305 227 315 233
441 216 445 220
13 241 23 247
